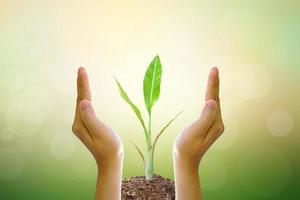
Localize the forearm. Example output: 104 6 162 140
173 155 202 200
95 157 123 200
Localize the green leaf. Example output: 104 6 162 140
152 111 183 150
114 77 147 133
143 55 162 114
130 139 145 164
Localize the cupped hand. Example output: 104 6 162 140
72 67 123 168
173 67 225 168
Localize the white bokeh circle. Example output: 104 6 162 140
267 110 293 136
0 148 25 180
238 146 290 197
212 117 239 149
71 149 97 180
236 64 271 100
49 134 76 160
38 62 75 96
0 127 15 142
5 103 42 138
220 67 236 93
16 85 54 124
200 157 227 190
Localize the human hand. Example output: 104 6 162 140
72 67 123 167
173 67 224 167
173 67 224 200
72 67 123 200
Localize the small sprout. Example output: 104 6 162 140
114 55 182 180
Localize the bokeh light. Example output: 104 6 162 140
15 85 54 124
71 148 97 181
267 110 293 136
236 64 271 100
49 133 77 160
5 103 43 138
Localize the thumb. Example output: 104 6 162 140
79 100 105 134
191 99 218 135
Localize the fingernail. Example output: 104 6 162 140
80 100 90 110
78 66 86 74
211 67 218 74
206 100 216 110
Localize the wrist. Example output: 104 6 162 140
96 152 123 173
173 151 201 173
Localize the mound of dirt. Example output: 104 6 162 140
121 174 175 200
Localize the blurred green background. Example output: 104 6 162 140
0 0 299 199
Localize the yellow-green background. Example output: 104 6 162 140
0 0 299 199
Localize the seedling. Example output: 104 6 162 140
114 55 182 180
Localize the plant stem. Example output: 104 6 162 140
145 148 154 180
145 111 154 180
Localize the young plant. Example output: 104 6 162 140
114 55 182 180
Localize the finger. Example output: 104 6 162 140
205 67 219 101
205 67 223 125
189 100 218 138
204 68 225 143
77 67 91 103
73 67 92 143
79 100 107 137
203 122 225 146
74 67 91 126
72 123 93 146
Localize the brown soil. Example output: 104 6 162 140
121 174 175 200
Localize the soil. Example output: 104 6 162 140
121 174 175 200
